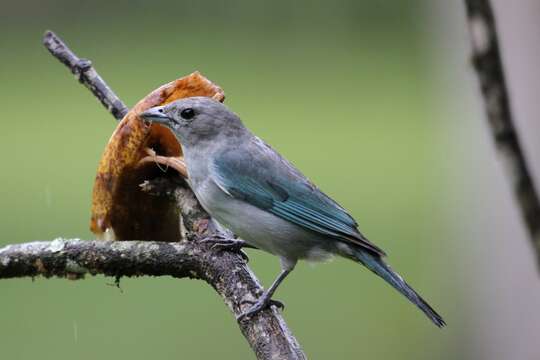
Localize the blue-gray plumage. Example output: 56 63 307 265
140 97 445 327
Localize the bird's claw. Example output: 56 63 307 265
236 296 285 321
199 237 249 262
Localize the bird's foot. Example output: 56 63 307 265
199 236 249 262
237 293 285 321
199 236 245 250
139 148 188 177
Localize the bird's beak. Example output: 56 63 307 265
139 106 170 125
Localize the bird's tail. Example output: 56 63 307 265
347 246 446 327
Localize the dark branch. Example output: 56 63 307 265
42 30 129 120
465 0 540 262
36 31 307 359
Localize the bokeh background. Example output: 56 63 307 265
2 0 540 359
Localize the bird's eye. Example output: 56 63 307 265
180 108 195 120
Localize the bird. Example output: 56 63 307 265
140 97 445 327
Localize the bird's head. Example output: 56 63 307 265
139 97 245 147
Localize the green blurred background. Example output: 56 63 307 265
2 0 539 359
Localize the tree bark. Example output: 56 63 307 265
0 236 304 359
465 0 540 263
1 30 307 360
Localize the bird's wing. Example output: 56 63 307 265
210 142 386 256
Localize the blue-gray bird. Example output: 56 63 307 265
140 97 445 327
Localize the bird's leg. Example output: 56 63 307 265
199 236 256 262
237 268 292 320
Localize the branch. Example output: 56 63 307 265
0 238 304 359
465 0 540 262
0 239 216 280
43 30 129 120
33 30 307 359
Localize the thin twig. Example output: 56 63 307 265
42 30 129 120
465 0 540 261
35 31 307 359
